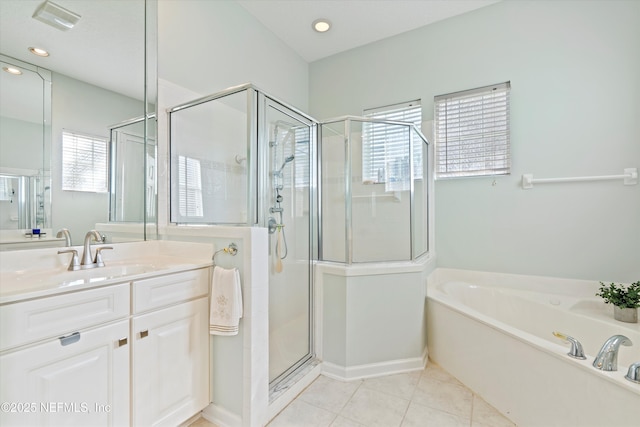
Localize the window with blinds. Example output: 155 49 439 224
362 100 422 187
293 127 310 188
61 130 108 192
177 155 203 218
434 82 510 178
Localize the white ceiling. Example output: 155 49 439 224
0 0 145 100
0 0 500 107
237 0 502 62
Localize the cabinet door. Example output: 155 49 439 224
0 320 129 427
132 297 209 427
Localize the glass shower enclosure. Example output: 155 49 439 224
167 85 430 401
167 84 316 390
319 117 428 263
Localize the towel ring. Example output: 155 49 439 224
212 243 238 266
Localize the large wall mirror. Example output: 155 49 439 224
0 0 157 249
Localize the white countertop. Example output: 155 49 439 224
0 241 213 304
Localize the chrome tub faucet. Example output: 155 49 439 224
592 335 633 371
552 331 586 359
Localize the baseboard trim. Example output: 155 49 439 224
322 349 428 381
202 403 242 427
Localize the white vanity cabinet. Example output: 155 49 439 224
131 269 210 427
0 265 211 427
0 284 131 427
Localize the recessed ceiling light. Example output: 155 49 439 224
312 19 331 33
32 0 81 31
2 66 23 75
28 47 50 57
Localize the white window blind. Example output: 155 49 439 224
434 82 510 178
177 155 203 217
362 100 422 188
62 130 108 192
293 127 310 189
0 177 13 201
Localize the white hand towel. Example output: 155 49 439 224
210 266 243 336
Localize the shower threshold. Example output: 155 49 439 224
269 357 321 403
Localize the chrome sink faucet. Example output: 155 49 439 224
81 230 111 268
593 335 633 371
56 228 72 247
58 230 111 271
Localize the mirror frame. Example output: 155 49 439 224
0 54 52 234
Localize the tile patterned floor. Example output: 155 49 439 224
190 362 516 427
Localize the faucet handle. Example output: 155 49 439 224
553 331 586 359
625 362 640 384
58 249 80 271
94 246 113 267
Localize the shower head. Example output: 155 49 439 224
275 155 295 175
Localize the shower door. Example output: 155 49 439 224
260 95 315 388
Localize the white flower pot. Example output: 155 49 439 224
614 306 638 323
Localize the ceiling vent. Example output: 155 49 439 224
32 1 81 31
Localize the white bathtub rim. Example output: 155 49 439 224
429 267 637 297
428 268 640 336
432 280 640 336
426 293 640 396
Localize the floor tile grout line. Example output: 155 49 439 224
414 366 479 425
265 364 516 427
398 391 413 427
359 378 420 403
338 379 363 414
400 370 424 427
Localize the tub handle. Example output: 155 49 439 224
625 362 640 384
553 331 587 360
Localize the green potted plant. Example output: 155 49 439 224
596 281 640 323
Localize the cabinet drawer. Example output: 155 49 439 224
133 268 209 313
0 283 130 351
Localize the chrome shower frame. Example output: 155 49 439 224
318 116 430 264
167 83 319 393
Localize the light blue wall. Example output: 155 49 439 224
158 0 309 112
51 73 144 245
321 267 427 375
157 2 311 420
309 0 640 282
